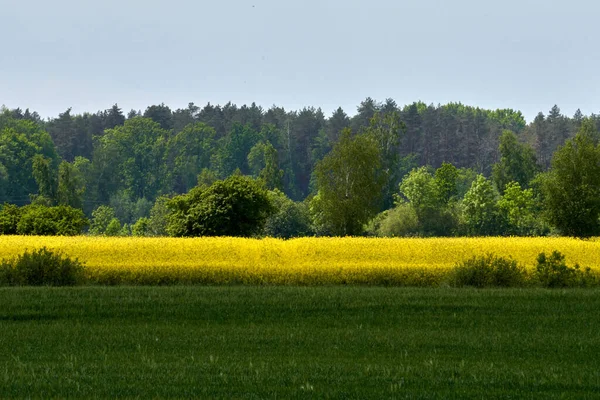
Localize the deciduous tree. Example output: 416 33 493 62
539 121 600 237
462 175 500 236
167 175 274 237
311 129 384 236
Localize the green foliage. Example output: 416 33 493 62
312 129 385 236
1 101 599 238
105 218 122 237
448 249 599 289
57 160 85 209
72 156 91 212
263 190 312 238
119 223 131 237
214 123 261 177
450 254 526 288
32 154 57 203
310 128 331 169
497 181 539 236
197 168 218 188
455 168 478 200
462 175 500 236
400 167 440 213
247 141 267 176
248 141 284 190
132 217 150 237
45 108 89 162
577 117 600 144
399 165 459 236
108 191 152 225
0 203 22 234
539 126 600 237
143 104 173 130
50 206 88 236
16 206 58 235
535 251 596 288
167 175 274 237
489 109 527 132
492 130 539 193
0 162 7 199
260 142 284 191
366 203 419 237
0 117 59 203
0 247 84 286
166 122 215 193
364 111 404 209
15 205 88 236
133 198 153 222
434 162 459 202
148 195 171 236
89 205 117 235
90 118 170 202
29 194 54 207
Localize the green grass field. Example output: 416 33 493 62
1 287 600 399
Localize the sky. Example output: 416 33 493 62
1 0 599 122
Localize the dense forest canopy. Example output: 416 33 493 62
1 98 599 237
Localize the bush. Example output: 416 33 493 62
263 190 312 238
15 205 88 236
0 247 85 286
535 251 596 288
53 206 89 235
364 204 420 237
105 218 122 236
450 253 526 288
379 204 420 237
167 175 274 237
132 217 150 237
119 223 131 237
0 203 22 234
1 203 88 236
16 206 56 235
148 195 171 236
89 205 116 235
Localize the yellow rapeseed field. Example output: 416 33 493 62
1 236 599 285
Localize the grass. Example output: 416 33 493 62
1 287 600 398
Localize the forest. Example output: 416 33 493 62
1 98 599 238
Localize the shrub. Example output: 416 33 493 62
16 206 56 235
364 204 420 238
0 203 22 234
378 204 420 237
132 217 150 237
52 206 89 235
0 247 85 286
167 175 274 237
535 251 596 288
15 205 88 236
450 253 526 288
263 190 312 238
119 223 131 237
89 205 117 235
105 218 122 236
148 195 171 236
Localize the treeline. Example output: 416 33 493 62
1 99 600 237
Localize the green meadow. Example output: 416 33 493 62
1 287 599 398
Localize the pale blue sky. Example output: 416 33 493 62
1 0 598 121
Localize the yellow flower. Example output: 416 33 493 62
1 236 598 285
